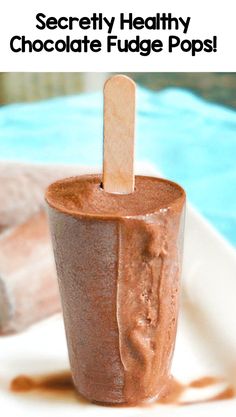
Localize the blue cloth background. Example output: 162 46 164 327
0 87 235 246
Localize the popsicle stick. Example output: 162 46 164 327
103 75 136 194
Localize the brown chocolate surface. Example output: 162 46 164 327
46 175 186 405
46 175 184 217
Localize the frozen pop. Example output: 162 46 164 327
0 163 90 335
46 75 186 405
0 211 60 335
0 162 87 231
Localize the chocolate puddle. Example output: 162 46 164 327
10 371 235 406
159 376 235 406
10 370 88 403
180 386 235 406
189 376 223 388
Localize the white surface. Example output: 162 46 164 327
0 168 236 415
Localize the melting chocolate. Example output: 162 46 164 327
11 371 73 392
189 376 223 388
46 175 186 405
10 371 235 406
10 370 88 403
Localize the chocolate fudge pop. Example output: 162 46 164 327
45 75 186 405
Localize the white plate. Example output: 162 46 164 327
1 166 236 416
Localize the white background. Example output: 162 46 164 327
0 0 235 71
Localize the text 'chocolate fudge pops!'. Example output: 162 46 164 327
45 75 186 405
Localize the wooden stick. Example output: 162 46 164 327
103 74 136 194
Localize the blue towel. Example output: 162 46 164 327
0 87 235 246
